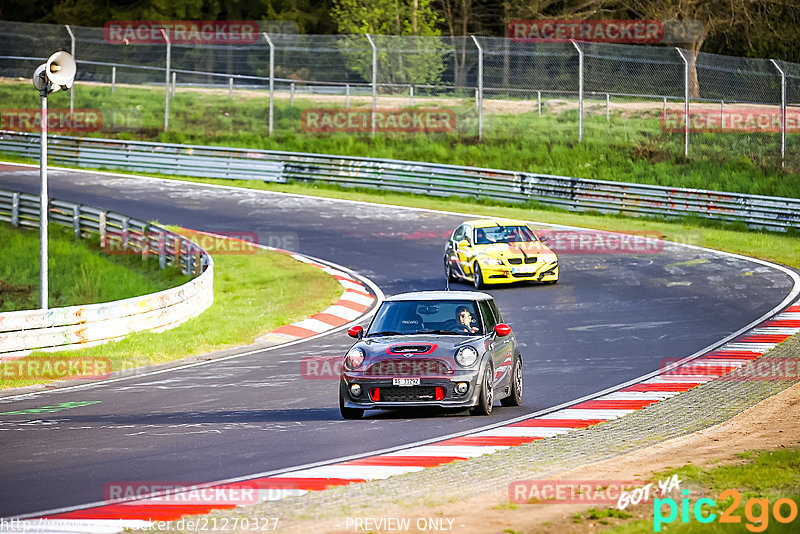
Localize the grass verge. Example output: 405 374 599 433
0 81 797 196
0 230 344 390
0 221 187 311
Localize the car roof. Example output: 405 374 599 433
384 290 493 302
463 218 532 229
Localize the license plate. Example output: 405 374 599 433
512 266 536 274
393 377 420 386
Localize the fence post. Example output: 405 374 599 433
365 33 377 137
720 100 724 129
72 204 80 238
111 66 116 93
770 59 786 167
346 83 350 108
606 93 610 122
229 77 233 100
571 40 583 142
675 47 689 157
171 71 176 98
65 25 75 120
290 81 295 106
262 33 274 136
538 91 541 117
160 29 171 132
11 192 19 226
410 85 414 106
99 211 106 248
471 35 484 141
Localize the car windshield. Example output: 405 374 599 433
367 300 484 337
474 225 538 245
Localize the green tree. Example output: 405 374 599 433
331 0 446 88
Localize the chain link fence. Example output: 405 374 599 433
0 20 797 173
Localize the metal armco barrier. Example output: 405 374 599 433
0 187 214 357
1 131 798 231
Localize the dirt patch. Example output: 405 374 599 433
285 380 800 533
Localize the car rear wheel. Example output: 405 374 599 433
500 357 523 407
473 263 484 289
445 257 457 282
339 390 364 419
470 364 494 416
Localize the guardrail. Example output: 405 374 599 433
0 187 214 358
1 131 798 231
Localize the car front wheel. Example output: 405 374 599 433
500 357 523 407
339 390 364 419
470 364 494 416
473 263 484 289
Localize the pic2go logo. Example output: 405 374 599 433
654 489 798 532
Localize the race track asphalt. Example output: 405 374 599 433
0 165 795 517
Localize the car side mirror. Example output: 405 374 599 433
494 323 512 337
348 325 363 339
539 235 548 243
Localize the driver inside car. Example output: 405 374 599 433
456 306 478 333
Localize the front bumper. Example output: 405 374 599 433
479 262 559 285
340 369 482 410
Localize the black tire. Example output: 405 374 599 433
470 364 494 416
500 357 523 407
339 390 364 419
473 263 484 290
445 256 457 282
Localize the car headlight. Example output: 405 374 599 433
481 257 503 266
455 346 479 367
345 347 365 370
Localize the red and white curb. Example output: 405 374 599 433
255 253 375 345
12 301 798 532
180 230 377 346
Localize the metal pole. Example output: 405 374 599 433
770 59 786 167
171 71 176 98
65 25 75 120
346 83 350 108
471 35 484 140
161 29 170 132
410 85 414 106
538 91 541 117
365 34 377 136
720 100 724 129
572 40 583 142
606 93 610 122
39 88 48 310
229 77 233 100
675 47 689 157
290 81 295 106
111 65 116 93
263 33 274 136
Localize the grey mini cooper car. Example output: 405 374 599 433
339 291 523 419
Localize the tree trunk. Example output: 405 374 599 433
687 37 705 98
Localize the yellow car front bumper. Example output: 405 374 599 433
477 262 559 285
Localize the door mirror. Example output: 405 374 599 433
494 323 512 337
348 325 364 339
539 235 548 243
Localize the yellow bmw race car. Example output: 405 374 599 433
443 219 559 288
